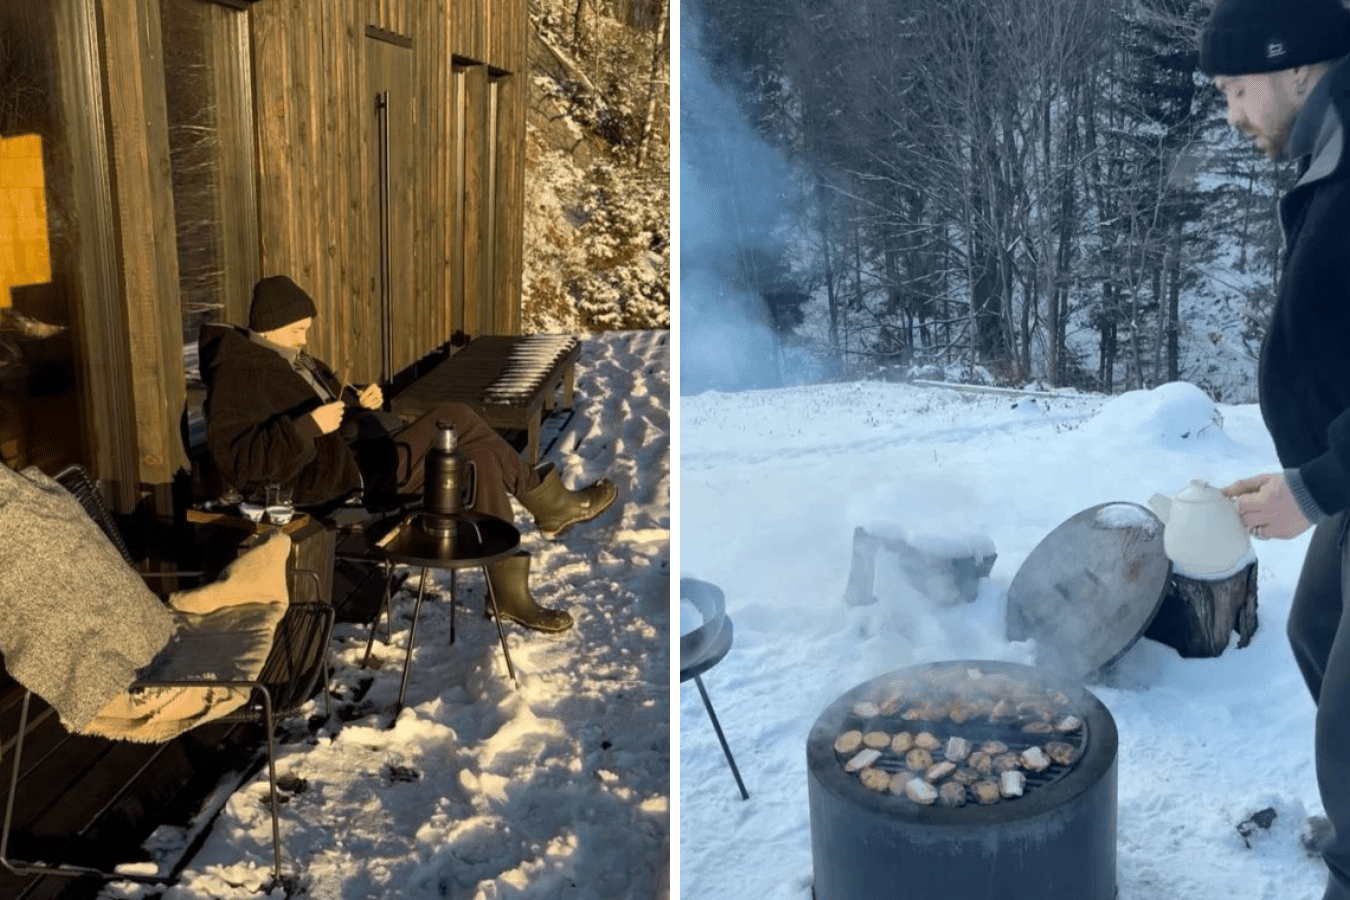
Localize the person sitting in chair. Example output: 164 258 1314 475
199 274 617 634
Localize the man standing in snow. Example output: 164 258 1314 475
1201 1 1350 897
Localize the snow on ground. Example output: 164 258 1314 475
680 378 1329 899
103 331 670 900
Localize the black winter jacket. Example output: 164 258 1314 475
1264 56 1350 517
198 324 363 505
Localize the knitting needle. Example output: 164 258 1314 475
337 358 354 400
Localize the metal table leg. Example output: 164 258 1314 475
448 568 457 644
694 674 749 800
394 566 432 714
362 562 398 668
481 565 518 685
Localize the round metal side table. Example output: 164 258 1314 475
364 511 521 715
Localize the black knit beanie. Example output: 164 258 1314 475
1200 0 1350 76
249 275 318 332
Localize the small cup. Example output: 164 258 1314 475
266 504 295 526
238 501 266 523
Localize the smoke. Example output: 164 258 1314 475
679 5 799 395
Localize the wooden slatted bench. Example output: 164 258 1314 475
390 334 581 465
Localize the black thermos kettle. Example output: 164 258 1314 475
421 421 475 536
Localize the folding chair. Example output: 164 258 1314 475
0 465 334 886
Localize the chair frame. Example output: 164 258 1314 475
0 465 335 886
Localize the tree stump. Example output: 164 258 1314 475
842 526 997 607
1144 560 1259 658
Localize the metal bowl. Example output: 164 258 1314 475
680 577 727 671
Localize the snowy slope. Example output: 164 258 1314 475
680 378 1328 899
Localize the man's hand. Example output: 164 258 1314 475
310 400 346 435
1221 472 1313 540
356 384 384 410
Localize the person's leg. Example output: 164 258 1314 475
393 401 616 535
1289 514 1348 703
1294 515 1350 896
389 402 535 519
388 403 575 633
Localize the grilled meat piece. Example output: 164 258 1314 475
1000 770 1026 798
860 767 891 792
944 736 972 763
938 781 968 807
904 778 939 806
853 700 880 718
1020 746 1051 772
845 748 882 772
971 780 1002 805
834 730 863 755
863 731 891 749
948 701 976 724
906 748 934 772
1045 741 1077 766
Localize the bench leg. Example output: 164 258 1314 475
562 365 576 411
526 414 541 466
544 377 558 414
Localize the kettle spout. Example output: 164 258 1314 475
1148 493 1171 522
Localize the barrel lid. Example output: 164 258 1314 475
1005 502 1171 681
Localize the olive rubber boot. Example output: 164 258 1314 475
485 552 573 633
518 466 618 539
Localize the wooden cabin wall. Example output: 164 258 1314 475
249 0 527 390
2 0 526 514
46 0 187 510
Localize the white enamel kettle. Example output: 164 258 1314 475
1148 479 1251 576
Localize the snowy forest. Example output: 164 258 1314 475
683 0 1303 399
521 0 671 333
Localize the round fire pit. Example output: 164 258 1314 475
807 659 1117 899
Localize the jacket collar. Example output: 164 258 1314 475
1291 56 1348 189
248 329 301 365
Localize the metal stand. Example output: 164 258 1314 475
361 512 521 717
681 617 749 800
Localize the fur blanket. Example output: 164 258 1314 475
0 464 293 742
0 465 176 731
83 531 292 742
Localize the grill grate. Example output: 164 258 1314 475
841 709 1088 798
832 663 1091 806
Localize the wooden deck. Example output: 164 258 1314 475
0 670 266 898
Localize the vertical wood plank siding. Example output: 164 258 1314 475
250 0 525 388
55 0 524 511
97 0 187 504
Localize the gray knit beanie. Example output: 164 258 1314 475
1200 0 1350 76
249 275 318 332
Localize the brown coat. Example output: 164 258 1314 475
198 323 363 505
